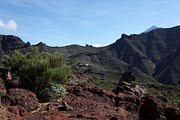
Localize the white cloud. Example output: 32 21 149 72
93 43 108 47
6 20 17 31
0 19 5 27
0 19 17 31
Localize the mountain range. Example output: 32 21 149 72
1 25 180 85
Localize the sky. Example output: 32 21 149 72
0 0 180 47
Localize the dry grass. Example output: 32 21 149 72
118 107 127 120
0 105 7 120
0 95 9 120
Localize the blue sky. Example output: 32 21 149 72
0 0 180 47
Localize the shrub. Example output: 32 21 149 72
89 76 115 90
146 88 162 96
169 96 180 107
160 114 167 120
3 47 71 97
40 82 67 101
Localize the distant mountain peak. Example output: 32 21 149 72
143 26 159 33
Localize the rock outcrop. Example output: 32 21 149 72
5 88 39 112
139 96 165 120
165 107 180 120
0 35 26 53
118 71 135 85
114 71 146 97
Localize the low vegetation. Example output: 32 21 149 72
3 47 71 100
146 84 180 107
40 82 67 101
146 87 162 96
160 114 167 120
89 76 116 90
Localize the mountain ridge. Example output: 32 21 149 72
1 25 180 85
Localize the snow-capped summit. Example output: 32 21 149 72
144 26 159 33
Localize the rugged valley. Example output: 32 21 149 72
1 25 180 85
0 25 180 120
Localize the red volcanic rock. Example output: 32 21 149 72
6 88 39 112
7 106 19 115
6 112 21 120
18 106 30 117
114 94 141 112
6 83 178 120
139 96 165 120
22 111 71 120
63 84 140 119
7 106 29 118
64 85 117 119
165 107 180 120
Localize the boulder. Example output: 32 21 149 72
114 71 136 95
7 106 19 115
6 112 21 120
7 105 30 117
58 102 73 111
6 88 39 112
165 107 180 120
139 96 165 120
118 71 135 85
18 106 30 117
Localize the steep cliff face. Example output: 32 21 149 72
0 35 26 53
108 26 180 84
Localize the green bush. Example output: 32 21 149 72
89 76 115 90
146 88 162 96
3 47 71 96
169 96 180 107
40 82 67 101
160 114 167 120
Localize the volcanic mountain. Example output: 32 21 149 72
1 25 180 85
143 25 159 33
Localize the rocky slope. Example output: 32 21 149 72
0 73 179 120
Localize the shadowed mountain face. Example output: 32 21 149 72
108 26 180 84
0 35 27 52
0 35 29 60
0 26 180 85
